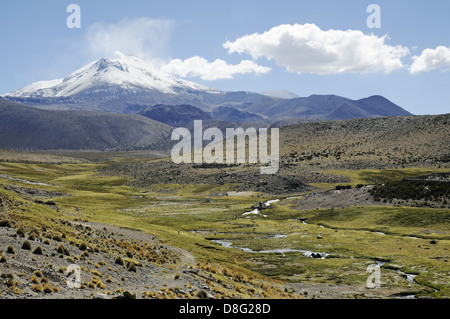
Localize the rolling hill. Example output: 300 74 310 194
0 98 171 151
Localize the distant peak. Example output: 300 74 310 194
95 58 127 72
5 55 219 98
260 90 299 99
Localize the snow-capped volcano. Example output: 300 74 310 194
7 55 220 99
2 55 411 121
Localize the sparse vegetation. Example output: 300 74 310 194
0 115 449 299
21 240 32 251
6 245 15 254
33 246 44 255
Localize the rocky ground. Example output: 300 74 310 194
0 216 205 299
0 204 305 299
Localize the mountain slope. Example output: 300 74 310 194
139 104 212 127
256 94 412 120
3 56 413 121
354 95 412 117
279 113 450 169
211 106 265 123
8 55 218 98
0 98 171 151
4 55 224 113
324 101 373 120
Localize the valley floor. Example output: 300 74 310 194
0 150 449 299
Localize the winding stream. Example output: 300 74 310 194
211 239 329 259
214 196 437 296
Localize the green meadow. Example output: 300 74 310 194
0 160 448 298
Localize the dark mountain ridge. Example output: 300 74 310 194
0 98 170 151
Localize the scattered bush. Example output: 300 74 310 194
0 220 12 228
28 232 39 241
90 276 106 289
196 290 209 299
56 244 70 256
33 283 59 293
114 256 124 266
33 246 43 255
21 240 32 250
16 228 26 237
127 262 137 273
335 185 352 190
370 179 450 201
6 245 15 254
32 284 43 293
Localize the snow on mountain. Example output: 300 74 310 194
7 55 220 98
260 90 299 99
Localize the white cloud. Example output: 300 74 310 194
161 56 271 81
409 45 450 74
223 23 410 75
84 17 173 63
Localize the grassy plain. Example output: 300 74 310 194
1 155 448 298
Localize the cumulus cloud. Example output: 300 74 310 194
223 23 410 75
84 17 173 63
161 56 271 81
409 45 450 74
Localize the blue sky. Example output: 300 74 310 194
1 0 449 115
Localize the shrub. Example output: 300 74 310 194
32 284 44 293
196 290 208 299
127 262 137 273
31 275 40 284
33 246 44 255
56 244 70 256
335 185 352 190
0 220 12 228
6 245 15 254
21 240 32 250
28 232 39 241
16 228 26 237
0 253 7 263
114 256 124 266
43 284 53 293
90 276 106 289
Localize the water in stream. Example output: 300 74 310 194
211 239 329 259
